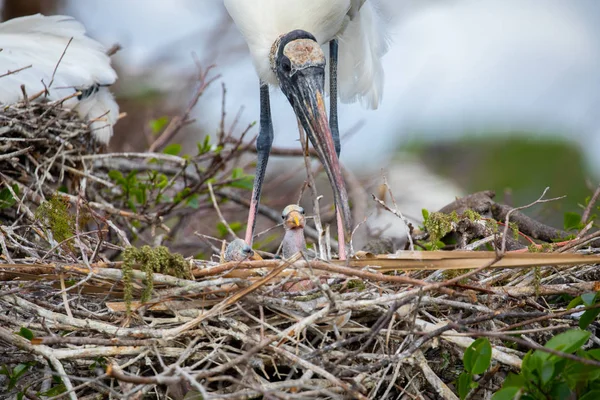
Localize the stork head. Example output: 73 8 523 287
282 204 306 231
271 30 352 244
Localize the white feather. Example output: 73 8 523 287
0 14 119 143
337 0 389 109
224 0 388 109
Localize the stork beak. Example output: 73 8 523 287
286 211 302 228
285 68 351 240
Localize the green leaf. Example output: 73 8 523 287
156 173 169 189
534 329 590 364
563 211 582 231
544 329 590 354
491 387 521 400
12 363 30 381
457 372 473 400
422 208 430 222
548 383 573 399
163 143 182 156
0 184 19 209
580 390 600 400
186 194 200 209
229 222 243 233
587 349 600 361
581 292 598 306
216 222 229 238
197 135 212 155
17 327 34 341
229 176 255 191
40 383 67 397
149 116 169 134
231 167 244 179
464 338 492 375
108 170 125 185
503 372 526 388
567 296 584 310
538 360 555 386
580 308 600 330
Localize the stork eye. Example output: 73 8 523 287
281 214 286 220
281 57 292 73
300 208 305 215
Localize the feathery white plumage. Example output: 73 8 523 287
224 0 388 109
0 14 119 143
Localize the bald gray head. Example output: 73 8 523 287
224 238 257 262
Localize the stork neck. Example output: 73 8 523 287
269 34 285 75
282 228 307 259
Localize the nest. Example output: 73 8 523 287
2 84 600 399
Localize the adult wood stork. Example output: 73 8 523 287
224 0 388 259
0 14 119 144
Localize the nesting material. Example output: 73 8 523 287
2 96 600 399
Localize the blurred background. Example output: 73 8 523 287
2 0 599 249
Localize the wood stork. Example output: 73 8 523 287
224 0 388 259
281 204 307 259
0 14 119 144
224 238 262 261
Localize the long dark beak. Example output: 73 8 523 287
281 67 352 241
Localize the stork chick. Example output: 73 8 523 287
281 205 307 259
224 238 262 262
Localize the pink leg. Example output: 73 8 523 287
336 209 347 260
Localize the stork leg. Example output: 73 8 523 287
245 82 273 245
329 39 340 158
329 39 348 260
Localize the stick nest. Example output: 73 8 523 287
2 86 600 400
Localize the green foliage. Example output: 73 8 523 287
458 338 492 399
229 167 254 191
163 143 182 156
493 329 600 399
564 211 584 231
0 361 36 391
109 169 181 212
423 211 458 250
197 135 216 156
0 184 19 209
567 292 600 330
35 195 76 248
149 116 169 135
463 209 482 221
121 246 190 316
16 327 34 341
40 383 67 397
216 221 243 238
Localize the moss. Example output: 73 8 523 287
345 280 366 291
35 195 75 249
462 209 482 221
540 243 553 252
508 222 520 240
442 269 470 283
424 211 458 248
121 245 190 315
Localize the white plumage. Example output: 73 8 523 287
0 14 119 143
224 0 388 108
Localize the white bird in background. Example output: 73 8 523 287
224 0 388 259
0 14 119 144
